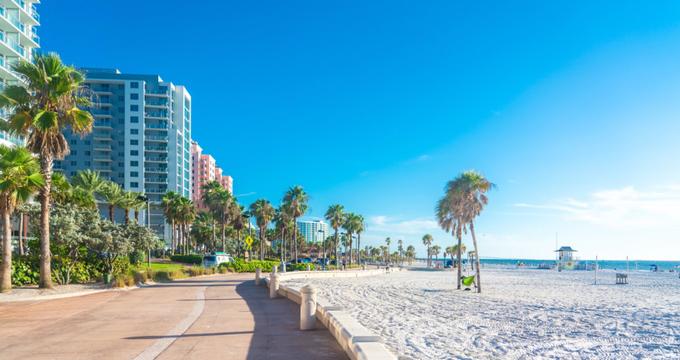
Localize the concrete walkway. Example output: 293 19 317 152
0 274 347 360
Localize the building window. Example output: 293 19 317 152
130 129 138 135
85 151 91 156
130 150 138 156
130 161 139 166
130 93 139 100
130 140 138 145
130 105 139 111
70 161 77 166
130 116 139 123
130 82 139 89
131 171 139 177
131 182 139 188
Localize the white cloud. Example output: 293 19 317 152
515 185 680 228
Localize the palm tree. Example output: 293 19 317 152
99 181 124 222
283 186 308 263
201 181 222 245
275 204 292 262
231 204 246 258
71 169 104 209
385 237 391 263
0 53 94 288
249 199 275 261
120 191 142 224
405 245 416 264
355 215 365 265
446 244 466 268
325 204 344 263
175 197 196 254
437 171 494 293
422 234 433 267
397 239 404 265
0 146 44 292
162 191 181 252
342 213 359 265
431 245 441 263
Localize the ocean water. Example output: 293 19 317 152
429 258 680 271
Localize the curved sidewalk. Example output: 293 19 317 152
0 274 346 360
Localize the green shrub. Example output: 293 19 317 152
128 250 146 266
220 259 280 273
169 254 203 265
11 257 39 286
289 263 316 271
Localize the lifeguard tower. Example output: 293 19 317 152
555 246 578 271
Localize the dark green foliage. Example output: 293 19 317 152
10 257 40 286
170 254 203 265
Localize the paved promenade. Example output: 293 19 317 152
0 274 346 360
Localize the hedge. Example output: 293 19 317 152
169 254 203 265
219 259 280 273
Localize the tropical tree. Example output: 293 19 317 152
99 181 124 222
231 204 246 258
397 239 404 265
274 204 293 262
324 204 344 263
162 191 181 251
342 212 359 265
446 244 466 268
405 245 416 264
0 53 94 288
283 186 308 263
0 146 44 292
437 170 494 293
71 169 104 207
431 245 441 264
385 237 392 262
422 234 433 267
249 199 275 261
354 214 365 265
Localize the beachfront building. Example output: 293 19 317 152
555 246 578 271
297 220 329 244
54 68 193 245
0 0 40 147
190 140 233 209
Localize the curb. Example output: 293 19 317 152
263 270 399 360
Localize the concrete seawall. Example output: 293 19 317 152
262 269 399 360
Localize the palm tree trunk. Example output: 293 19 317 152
280 228 285 263
357 234 361 265
134 209 140 224
259 227 265 261
470 222 482 293
1 208 13 292
124 209 130 225
456 233 462 290
292 220 298 263
18 213 24 256
39 155 53 289
108 205 114 223
171 220 176 253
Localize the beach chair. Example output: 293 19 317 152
461 275 476 290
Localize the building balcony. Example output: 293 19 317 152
145 157 168 163
93 136 112 141
94 158 112 163
145 136 168 142
145 168 167 174
145 146 167 153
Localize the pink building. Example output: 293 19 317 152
191 141 234 209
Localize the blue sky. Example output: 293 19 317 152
44 1 680 260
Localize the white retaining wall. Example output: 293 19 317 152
263 269 398 360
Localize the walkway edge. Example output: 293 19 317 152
264 270 400 360
133 284 206 360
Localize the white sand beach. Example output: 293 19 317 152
283 268 680 359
